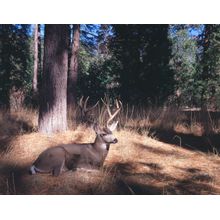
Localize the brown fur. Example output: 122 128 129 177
30 126 118 176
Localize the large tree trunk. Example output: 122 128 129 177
38 25 69 134
33 24 38 93
68 24 80 107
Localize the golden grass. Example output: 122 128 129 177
1 106 220 194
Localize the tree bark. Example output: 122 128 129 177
38 25 69 134
200 25 215 135
33 24 38 93
38 24 42 78
68 24 80 107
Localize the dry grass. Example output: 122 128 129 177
1 106 220 194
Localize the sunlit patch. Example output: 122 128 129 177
1 108 220 194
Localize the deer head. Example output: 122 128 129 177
92 99 122 151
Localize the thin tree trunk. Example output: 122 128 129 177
68 24 80 107
33 24 38 93
200 25 214 135
38 25 69 134
38 24 42 78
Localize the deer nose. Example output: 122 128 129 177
113 138 118 143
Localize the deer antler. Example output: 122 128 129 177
78 96 99 114
78 96 99 124
101 98 122 129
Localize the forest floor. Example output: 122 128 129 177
1 108 220 195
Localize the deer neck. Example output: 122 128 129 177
93 136 108 152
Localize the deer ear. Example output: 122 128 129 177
92 123 101 134
108 121 118 132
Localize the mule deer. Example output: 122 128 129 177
29 99 122 176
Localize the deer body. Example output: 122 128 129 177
30 127 118 176
30 98 121 177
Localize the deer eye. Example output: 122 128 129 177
100 133 107 137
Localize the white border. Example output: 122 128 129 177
1 0 220 219
1 195 220 220
1 0 220 24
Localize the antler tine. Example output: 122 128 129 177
84 96 90 112
101 97 108 107
78 96 84 109
79 96 99 113
117 100 122 109
115 99 121 109
106 99 122 128
101 98 112 118
87 100 99 111
106 111 118 127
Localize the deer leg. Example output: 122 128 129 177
29 165 36 175
65 154 81 171
52 160 65 176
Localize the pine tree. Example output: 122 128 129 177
68 24 80 107
169 25 200 106
111 24 173 104
198 24 220 109
38 25 69 133
33 24 38 93
0 24 33 109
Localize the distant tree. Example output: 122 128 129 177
111 25 174 104
0 24 33 109
68 24 80 107
77 25 120 101
33 24 38 93
78 53 120 100
97 24 112 56
38 25 69 133
198 24 220 109
169 25 201 106
37 24 42 79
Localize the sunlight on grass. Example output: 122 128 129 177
1 105 220 194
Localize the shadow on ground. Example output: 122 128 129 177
111 161 217 195
0 114 34 154
126 110 220 154
148 128 220 154
0 110 219 195
0 134 219 195
159 110 220 153
0 156 218 195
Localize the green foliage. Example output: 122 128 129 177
77 24 120 102
1 24 220 110
169 26 200 106
199 25 220 108
169 24 220 109
77 45 120 101
0 25 33 106
110 24 174 104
